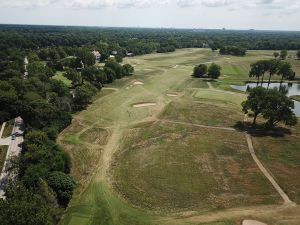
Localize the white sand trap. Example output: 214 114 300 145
173 65 178 68
133 81 144 85
167 93 178 97
243 220 267 225
133 103 157 108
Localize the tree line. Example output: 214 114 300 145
0 45 134 225
2 25 300 55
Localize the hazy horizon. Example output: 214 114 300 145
0 0 299 31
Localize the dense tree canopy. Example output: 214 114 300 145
242 87 297 128
219 46 247 56
193 64 208 78
208 63 222 79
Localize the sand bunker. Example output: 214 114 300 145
133 81 144 85
133 103 157 108
243 220 267 225
167 93 178 97
173 65 178 68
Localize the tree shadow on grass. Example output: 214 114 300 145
234 121 292 137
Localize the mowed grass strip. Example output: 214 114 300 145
0 145 8 171
113 122 280 213
2 119 14 138
161 99 244 127
193 89 246 106
61 181 154 225
253 135 300 203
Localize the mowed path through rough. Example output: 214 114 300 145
245 133 295 205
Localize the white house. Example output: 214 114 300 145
92 50 101 61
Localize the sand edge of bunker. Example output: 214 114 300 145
133 102 157 108
133 80 144 85
243 219 267 225
166 93 179 97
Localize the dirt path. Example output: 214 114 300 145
161 119 236 131
102 87 119 91
244 133 295 205
206 81 239 95
96 125 123 181
160 204 300 225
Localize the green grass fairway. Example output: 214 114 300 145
59 48 300 225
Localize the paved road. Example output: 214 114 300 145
0 117 24 198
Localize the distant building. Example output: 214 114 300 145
111 51 118 55
92 50 101 61
126 52 134 57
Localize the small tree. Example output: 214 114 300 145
278 61 293 85
249 61 267 86
280 50 288 60
262 89 297 128
193 64 207 78
210 44 218 52
47 171 76 207
297 50 300 59
273 52 279 59
208 63 222 79
266 59 280 88
63 68 82 87
122 64 134 76
242 87 267 126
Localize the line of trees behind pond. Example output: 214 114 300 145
249 59 295 87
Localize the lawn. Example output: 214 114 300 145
53 71 72 87
113 122 280 213
253 134 300 203
2 119 14 138
0 145 8 172
161 98 244 127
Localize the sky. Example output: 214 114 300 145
0 0 299 31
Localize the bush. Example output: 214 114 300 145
47 171 76 207
208 63 222 79
193 64 207 78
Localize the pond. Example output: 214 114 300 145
231 82 300 117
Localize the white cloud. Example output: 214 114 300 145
0 0 298 11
